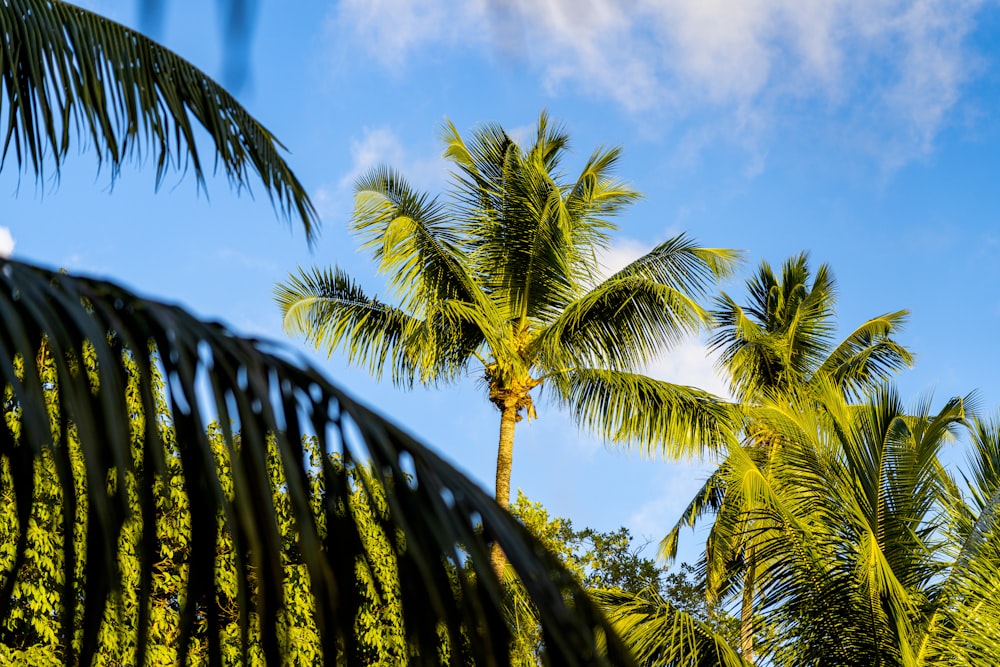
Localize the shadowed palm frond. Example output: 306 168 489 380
0 0 317 239
0 258 635 667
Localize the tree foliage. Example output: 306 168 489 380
662 254 914 662
508 492 740 666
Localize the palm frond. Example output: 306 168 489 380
551 369 738 457
814 310 914 397
275 266 451 386
593 587 747 667
0 258 634 666
917 416 1000 665
534 236 741 372
610 235 741 295
0 0 317 238
444 112 643 324
533 277 709 372
352 166 482 311
659 467 728 562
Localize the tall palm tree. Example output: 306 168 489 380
0 4 636 664
275 112 742 573
661 254 913 662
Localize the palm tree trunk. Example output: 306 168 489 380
490 401 518 577
741 548 755 665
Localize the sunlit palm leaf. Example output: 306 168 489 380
917 415 1000 665
276 266 435 385
553 368 739 457
814 311 914 398
592 587 747 667
609 235 741 297
536 236 741 372
353 167 482 309
659 466 728 562
0 0 317 238
535 278 709 371
0 258 634 666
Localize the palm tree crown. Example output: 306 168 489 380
710 253 913 403
276 113 742 570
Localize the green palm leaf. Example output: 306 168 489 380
814 311 914 398
552 368 738 457
593 587 747 667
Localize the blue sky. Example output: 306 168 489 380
6 0 1000 564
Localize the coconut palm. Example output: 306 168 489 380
734 383 1000 666
619 382 1000 665
275 112 742 573
0 3 636 664
661 254 913 662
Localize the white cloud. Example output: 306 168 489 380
332 0 489 69
643 337 732 400
594 237 655 278
333 0 984 166
0 227 14 257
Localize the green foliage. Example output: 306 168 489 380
507 491 740 664
511 491 663 595
0 343 410 663
1 4 639 664
674 385 1000 666
663 255 914 663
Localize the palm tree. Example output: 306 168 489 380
661 254 913 662
608 382 1000 665
732 383 1000 666
0 4 636 664
275 112 742 573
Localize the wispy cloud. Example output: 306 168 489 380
333 0 985 167
315 126 448 219
0 227 14 257
215 249 279 274
643 337 732 400
331 0 489 69
626 458 718 561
